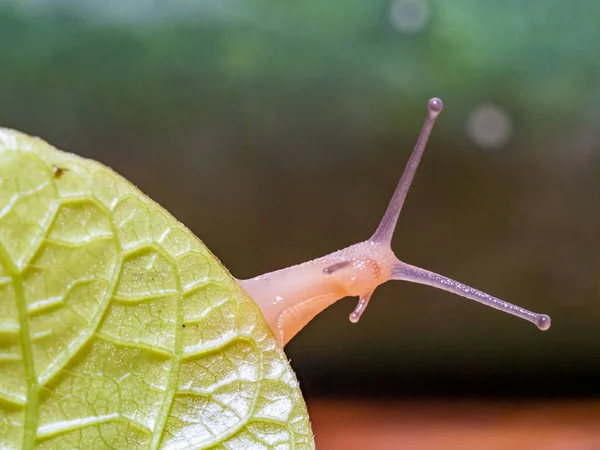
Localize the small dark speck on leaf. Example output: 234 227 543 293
53 166 69 179
182 324 186 328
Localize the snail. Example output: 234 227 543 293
0 98 549 449
241 98 550 345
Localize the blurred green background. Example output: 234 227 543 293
1 0 599 400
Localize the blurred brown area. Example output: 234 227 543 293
308 401 600 450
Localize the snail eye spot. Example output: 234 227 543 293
322 260 350 275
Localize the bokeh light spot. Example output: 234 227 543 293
389 0 430 34
466 104 513 149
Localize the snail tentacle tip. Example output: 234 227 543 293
428 97 443 116
536 314 551 331
349 292 373 324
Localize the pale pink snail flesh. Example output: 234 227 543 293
237 98 551 346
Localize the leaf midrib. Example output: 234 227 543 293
0 242 39 450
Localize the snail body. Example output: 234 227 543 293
242 99 550 345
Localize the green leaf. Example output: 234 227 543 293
0 128 314 449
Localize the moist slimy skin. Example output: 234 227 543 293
238 98 551 346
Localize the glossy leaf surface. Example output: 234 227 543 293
0 129 313 449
